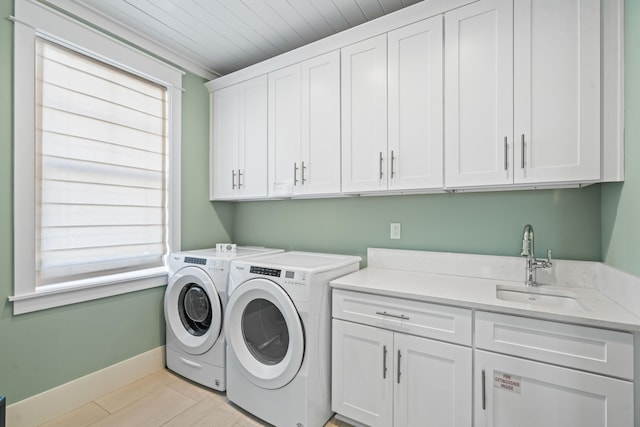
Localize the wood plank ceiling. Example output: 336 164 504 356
68 0 423 76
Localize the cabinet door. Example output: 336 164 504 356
268 64 301 197
341 35 388 193
388 17 443 191
513 0 600 184
301 51 341 196
474 350 634 427
394 334 472 427
211 84 239 200
444 0 513 188
238 75 268 199
332 320 393 427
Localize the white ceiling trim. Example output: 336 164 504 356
40 0 221 79
38 0 426 79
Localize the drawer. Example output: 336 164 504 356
475 311 634 380
332 289 472 346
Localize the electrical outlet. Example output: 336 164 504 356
390 223 401 240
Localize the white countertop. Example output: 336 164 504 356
330 266 640 332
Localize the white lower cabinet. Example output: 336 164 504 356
331 291 635 427
394 333 471 427
332 320 393 426
474 311 634 427
474 350 633 427
331 290 472 427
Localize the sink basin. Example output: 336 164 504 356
496 285 589 311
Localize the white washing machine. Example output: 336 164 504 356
225 251 361 427
164 246 283 391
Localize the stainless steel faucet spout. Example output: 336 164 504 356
520 224 534 257
519 224 552 286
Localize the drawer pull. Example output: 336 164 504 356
482 369 486 410
375 311 409 321
383 345 388 379
520 134 525 169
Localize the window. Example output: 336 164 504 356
12 0 183 314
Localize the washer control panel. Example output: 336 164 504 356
183 256 226 275
184 256 206 265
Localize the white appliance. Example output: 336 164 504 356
225 251 361 427
164 246 283 391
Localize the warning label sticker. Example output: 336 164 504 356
494 371 521 394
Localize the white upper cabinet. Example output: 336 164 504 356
341 35 388 193
211 83 239 200
211 76 268 200
268 51 341 197
388 17 444 191
445 0 601 189
513 0 600 184
268 64 301 197
208 0 620 199
342 17 444 194
444 0 514 188
301 52 341 195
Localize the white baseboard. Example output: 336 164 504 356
7 346 165 427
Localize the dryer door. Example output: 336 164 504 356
165 266 222 354
225 278 304 389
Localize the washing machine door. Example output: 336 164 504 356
225 278 304 390
165 266 222 355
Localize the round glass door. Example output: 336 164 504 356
225 278 304 389
242 298 290 365
179 284 212 336
164 266 222 355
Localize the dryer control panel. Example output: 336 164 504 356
249 266 309 295
250 266 281 277
283 270 308 289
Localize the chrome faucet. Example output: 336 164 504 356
520 224 553 286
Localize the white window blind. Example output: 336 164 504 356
34 38 169 288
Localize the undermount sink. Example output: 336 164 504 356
496 285 589 311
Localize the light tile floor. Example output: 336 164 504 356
39 369 352 427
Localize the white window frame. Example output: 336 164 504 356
11 0 183 314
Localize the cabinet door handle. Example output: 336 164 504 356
504 137 508 171
301 161 306 184
397 350 402 384
520 134 525 169
231 170 236 190
293 162 299 186
482 369 486 410
391 150 396 178
379 152 384 180
383 345 388 379
238 169 243 189
375 311 410 321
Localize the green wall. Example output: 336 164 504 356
180 73 235 248
233 188 602 264
0 1 230 404
601 0 640 276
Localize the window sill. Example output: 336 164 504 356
9 267 168 315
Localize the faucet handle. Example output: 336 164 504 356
544 249 553 267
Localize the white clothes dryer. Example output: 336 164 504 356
225 251 361 427
164 246 283 391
